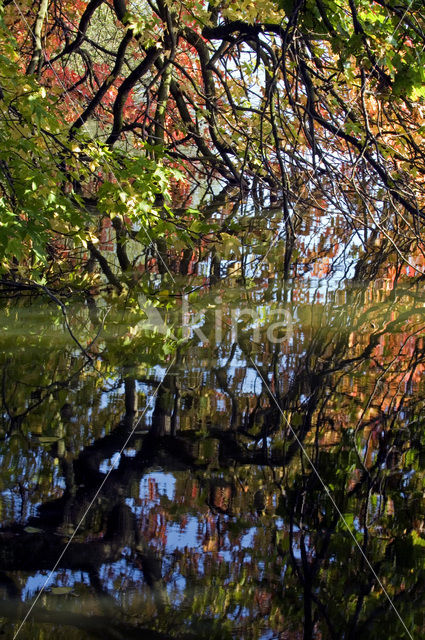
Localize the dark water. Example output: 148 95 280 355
0 203 425 639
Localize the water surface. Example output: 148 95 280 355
0 202 424 639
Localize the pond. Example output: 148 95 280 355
0 198 424 639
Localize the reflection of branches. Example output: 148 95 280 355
40 284 93 360
0 356 87 431
1 248 425 637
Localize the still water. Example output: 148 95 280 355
0 203 424 639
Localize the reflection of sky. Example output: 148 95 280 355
20 469 267 602
99 558 144 596
15 464 287 640
0 447 65 524
99 382 124 409
99 452 121 474
166 516 201 550
126 470 264 554
22 569 90 600
139 471 176 502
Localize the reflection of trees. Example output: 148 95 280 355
0 251 425 638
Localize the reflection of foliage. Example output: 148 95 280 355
0 251 425 637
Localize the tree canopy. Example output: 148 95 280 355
1 0 425 287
